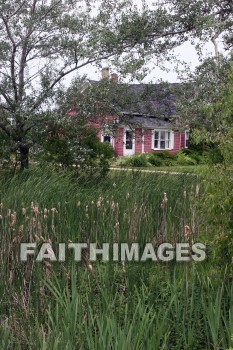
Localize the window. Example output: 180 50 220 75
103 135 111 144
185 131 190 148
153 130 173 150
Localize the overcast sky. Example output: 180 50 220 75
75 40 219 83
72 0 223 84
64 0 225 85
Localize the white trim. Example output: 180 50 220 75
184 130 190 148
101 133 113 146
124 127 135 156
142 129 145 154
151 129 174 151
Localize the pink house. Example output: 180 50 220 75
98 116 189 156
69 68 189 156
95 69 189 156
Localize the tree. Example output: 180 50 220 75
165 0 233 54
0 0 195 169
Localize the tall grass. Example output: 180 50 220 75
0 167 232 349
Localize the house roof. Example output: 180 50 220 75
89 80 179 124
122 83 177 117
121 113 173 128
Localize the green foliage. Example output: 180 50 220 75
152 150 176 160
123 154 148 167
40 121 114 174
176 151 197 165
182 148 206 164
147 154 163 166
0 129 14 164
93 140 115 159
0 168 232 349
195 66 233 264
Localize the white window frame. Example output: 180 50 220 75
185 130 190 148
101 133 114 146
152 129 174 150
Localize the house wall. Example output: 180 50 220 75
113 127 124 156
98 127 185 156
172 131 182 153
180 133 186 148
135 128 142 153
143 129 152 153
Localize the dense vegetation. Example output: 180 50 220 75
0 168 232 349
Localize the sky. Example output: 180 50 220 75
70 0 223 84
75 40 219 83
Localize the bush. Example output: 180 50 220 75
95 141 115 159
207 145 224 164
147 154 163 167
182 148 204 164
176 151 197 165
123 154 148 167
40 122 114 175
152 151 176 160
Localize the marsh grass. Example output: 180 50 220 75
0 167 232 349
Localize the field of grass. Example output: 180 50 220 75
0 167 232 349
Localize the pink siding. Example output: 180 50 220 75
180 133 185 148
144 129 152 153
135 128 143 153
170 131 181 154
114 128 124 156
97 126 185 156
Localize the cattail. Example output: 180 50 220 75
0 203 3 210
113 182 116 187
96 199 102 208
30 201 34 209
195 184 200 197
0 214 2 220
11 212 17 225
44 208 48 214
34 206 39 215
77 201 81 208
126 192 130 199
185 225 190 237
22 208 26 216
7 209 11 217
163 192 168 203
183 191 187 199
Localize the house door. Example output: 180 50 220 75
124 129 135 156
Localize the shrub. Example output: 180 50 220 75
152 151 176 160
95 141 115 159
176 151 197 165
207 145 224 164
147 154 163 167
182 148 204 164
123 154 148 167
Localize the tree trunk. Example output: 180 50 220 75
19 145 29 170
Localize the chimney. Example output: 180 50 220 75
101 67 110 79
111 73 118 83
